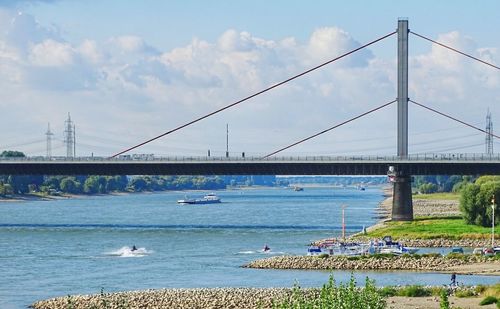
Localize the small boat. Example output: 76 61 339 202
293 186 304 191
315 240 369 256
307 246 322 256
372 236 418 255
177 193 221 204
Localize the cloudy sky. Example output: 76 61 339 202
0 0 499 158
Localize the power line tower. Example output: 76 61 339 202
486 109 493 155
45 123 54 158
64 113 76 157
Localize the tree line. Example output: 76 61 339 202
413 174 499 228
0 151 284 197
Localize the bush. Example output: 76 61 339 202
479 296 498 306
421 253 442 258
272 275 386 309
440 289 450 309
446 253 468 260
398 285 432 297
430 286 445 296
455 289 477 298
378 286 397 297
347 256 360 261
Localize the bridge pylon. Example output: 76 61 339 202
392 19 413 221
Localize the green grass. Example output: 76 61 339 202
480 296 498 306
365 216 500 240
412 192 460 201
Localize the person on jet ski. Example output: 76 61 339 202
263 244 270 252
131 245 137 252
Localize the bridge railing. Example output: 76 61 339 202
1 153 500 162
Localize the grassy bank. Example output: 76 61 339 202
365 216 499 240
412 192 460 201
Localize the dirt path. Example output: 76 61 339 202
387 296 496 309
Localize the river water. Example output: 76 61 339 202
0 186 498 308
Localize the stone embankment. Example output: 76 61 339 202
31 288 313 309
377 196 461 219
244 254 499 272
351 237 497 248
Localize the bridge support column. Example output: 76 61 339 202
392 19 414 221
392 174 413 221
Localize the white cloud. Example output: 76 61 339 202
110 35 158 55
0 7 498 157
29 39 74 66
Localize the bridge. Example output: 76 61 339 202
2 154 500 176
1 20 499 221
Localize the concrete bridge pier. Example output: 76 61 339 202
391 173 413 221
392 19 413 221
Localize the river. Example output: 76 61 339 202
0 186 498 308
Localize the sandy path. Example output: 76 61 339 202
387 296 497 309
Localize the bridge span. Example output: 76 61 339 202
1 154 500 176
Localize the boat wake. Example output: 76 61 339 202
106 246 152 258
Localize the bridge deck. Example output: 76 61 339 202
1 154 500 175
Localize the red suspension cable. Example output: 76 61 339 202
262 99 397 158
110 31 397 158
410 31 500 71
410 99 500 139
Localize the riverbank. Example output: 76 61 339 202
244 254 500 275
31 287 497 309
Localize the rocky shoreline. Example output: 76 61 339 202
244 254 500 273
30 286 487 309
31 288 307 309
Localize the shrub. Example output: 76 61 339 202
476 285 488 294
479 296 498 306
482 283 500 298
398 285 432 297
446 253 468 260
455 289 477 298
421 253 442 258
378 286 397 297
272 274 386 309
347 256 360 261
429 286 446 296
371 253 394 259
440 289 450 309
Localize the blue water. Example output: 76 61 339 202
0 187 498 308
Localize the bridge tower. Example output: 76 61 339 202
391 19 414 221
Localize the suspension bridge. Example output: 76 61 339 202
1 19 499 221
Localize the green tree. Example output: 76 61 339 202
60 177 81 194
0 150 25 157
83 176 100 194
419 182 438 194
43 176 62 190
460 177 500 227
129 177 148 192
0 183 13 196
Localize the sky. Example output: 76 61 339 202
0 0 499 157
